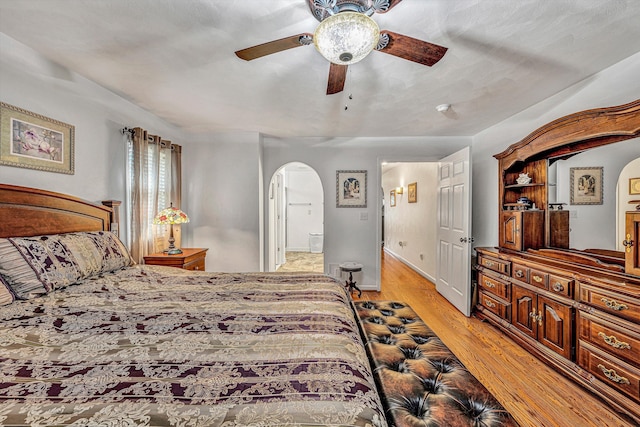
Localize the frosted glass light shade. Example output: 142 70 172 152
313 12 379 65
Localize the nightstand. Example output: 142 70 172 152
143 248 208 271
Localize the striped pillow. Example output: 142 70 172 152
0 275 15 306
0 231 132 299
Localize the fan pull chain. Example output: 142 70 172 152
345 94 353 110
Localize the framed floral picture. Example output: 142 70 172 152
0 102 74 174
408 182 417 203
570 166 603 205
336 170 367 208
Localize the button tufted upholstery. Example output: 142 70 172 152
355 301 518 427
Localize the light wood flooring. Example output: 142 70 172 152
357 250 634 427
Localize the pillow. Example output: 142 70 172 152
0 231 132 299
0 238 48 299
0 275 15 306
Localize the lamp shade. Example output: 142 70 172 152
313 11 380 65
153 205 189 225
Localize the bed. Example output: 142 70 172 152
0 184 386 426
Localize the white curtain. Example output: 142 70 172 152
125 127 182 263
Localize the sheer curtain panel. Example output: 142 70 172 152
126 127 182 263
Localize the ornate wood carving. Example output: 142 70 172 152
495 99 640 170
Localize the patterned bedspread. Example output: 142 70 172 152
0 266 386 426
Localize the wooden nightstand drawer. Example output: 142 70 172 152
143 248 208 270
184 258 205 271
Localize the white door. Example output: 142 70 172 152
436 147 472 316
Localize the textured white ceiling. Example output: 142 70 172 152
1 0 640 138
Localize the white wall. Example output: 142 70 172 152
382 163 438 281
0 33 185 245
284 165 323 252
553 138 640 250
472 51 640 250
182 132 262 272
262 137 470 289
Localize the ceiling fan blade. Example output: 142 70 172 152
235 33 313 61
376 31 448 66
327 63 348 95
376 0 404 13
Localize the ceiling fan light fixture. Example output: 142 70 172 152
313 12 379 65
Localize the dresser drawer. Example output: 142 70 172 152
479 291 510 321
578 341 640 403
478 255 510 275
529 268 549 290
548 274 573 298
578 311 640 366
579 283 640 324
478 273 510 300
511 263 530 282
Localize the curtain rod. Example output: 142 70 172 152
121 127 135 136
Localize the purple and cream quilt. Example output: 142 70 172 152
0 266 386 426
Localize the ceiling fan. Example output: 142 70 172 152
235 0 448 95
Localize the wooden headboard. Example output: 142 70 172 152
0 184 119 238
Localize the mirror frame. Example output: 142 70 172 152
495 99 640 252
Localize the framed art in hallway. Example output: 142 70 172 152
336 170 367 208
0 102 74 174
408 182 417 203
390 189 396 207
570 166 602 205
630 177 640 195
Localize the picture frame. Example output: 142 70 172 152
390 189 396 207
336 170 367 208
408 182 417 203
0 102 74 174
630 177 640 195
570 166 603 205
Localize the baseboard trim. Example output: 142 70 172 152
384 247 435 283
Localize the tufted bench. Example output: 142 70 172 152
354 300 518 427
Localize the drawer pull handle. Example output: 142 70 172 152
483 280 496 288
529 309 543 326
485 299 496 308
600 298 628 311
597 364 630 385
532 275 543 283
623 233 634 253
515 270 524 278
552 282 564 292
598 332 631 350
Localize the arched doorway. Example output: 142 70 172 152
268 162 324 272
617 155 640 251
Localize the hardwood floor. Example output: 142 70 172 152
355 250 634 427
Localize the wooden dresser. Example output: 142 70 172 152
143 248 208 271
476 247 640 423
475 99 640 424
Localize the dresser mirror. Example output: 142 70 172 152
494 99 640 275
547 136 640 252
